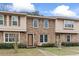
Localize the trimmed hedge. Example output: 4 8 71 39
0 43 14 49
0 43 27 49
39 43 56 47
62 42 79 46
18 43 27 48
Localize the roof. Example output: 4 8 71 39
27 15 56 19
0 11 79 20
0 11 27 16
52 16 79 21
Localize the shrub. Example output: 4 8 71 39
62 42 79 46
0 43 27 49
18 43 27 48
0 43 14 49
39 43 55 47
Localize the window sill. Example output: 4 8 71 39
64 27 74 30
40 42 48 43
4 42 20 43
33 27 39 28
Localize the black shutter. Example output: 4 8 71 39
18 16 20 26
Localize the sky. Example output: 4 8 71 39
0 0 79 17
33 3 79 16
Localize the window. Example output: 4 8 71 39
67 34 71 42
64 20 74 29
0 15 4 25
4 33 20 43
33 19 39 28
40 35 43 42
40 35 48 43
44 35 48 42
11 16 18 26
44 19 49 28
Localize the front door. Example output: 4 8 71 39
28 34 33 46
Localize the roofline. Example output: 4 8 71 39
52 16 79 21
0 11 27 16
0 11 56 19
26 15 56 19
0 11 79 20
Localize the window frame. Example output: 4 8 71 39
0 15 4 26
33 19 39 28
11 16 18 26
66 34 71 42
64 20 74 29
4 32 20 43
44 19 49 29
40 34 48 43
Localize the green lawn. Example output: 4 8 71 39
40 47 79 56
0 47 79 56
0 48 44 56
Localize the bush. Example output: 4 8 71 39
39 43 55 47
0 43 14 49
18 43 27 48
0 43 27 49
62 42 79 46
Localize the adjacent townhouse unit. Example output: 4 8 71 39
0 11 79 47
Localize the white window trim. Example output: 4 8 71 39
40 34 48 43
33 19 39 28
64 20 74 29
66 34 71 42
11 16 18 26
44 19 49 29
3 32 20 43
0 15 4 26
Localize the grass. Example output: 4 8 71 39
0 48 44 56
0 47 79 56
40 47 79 56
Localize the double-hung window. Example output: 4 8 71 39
4 33 20 43
11 16 18 26
40 35 48 43
64 20 74 29
33 19 39 28
0 15 4 25
44 19 49 29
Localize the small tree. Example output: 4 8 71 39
14 35 18 53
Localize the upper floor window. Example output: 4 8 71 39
33 19 39 28
11 16 18 26
0 15 4 25
44 19 49 29
64 20 74 29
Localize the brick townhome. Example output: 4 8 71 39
0 11 79 47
